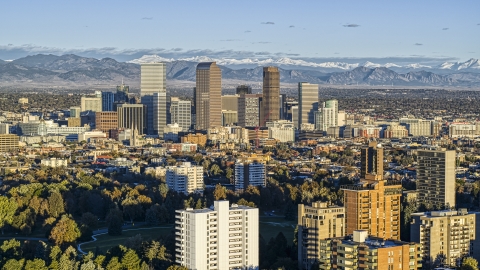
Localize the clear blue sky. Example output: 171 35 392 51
0 0 479 62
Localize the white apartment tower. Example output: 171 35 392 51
175 200 259 270
235 161 266 191
317 99 338 131
166 162 204 194
298 82 319 128
140 62 166 96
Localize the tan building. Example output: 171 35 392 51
342 142 402 240
95 112 118 134
298 82 319 127
181 133 207 147
140 62 166 96
117 104 144 134
67 118 81 127
0 134 19 152
221 95 239 111
417 149 456 209
317 230 422 270
384 123 409 138
195 62 221 130
261 67 280 125
298 202 345 270
411 209 480 267
222 110 238 126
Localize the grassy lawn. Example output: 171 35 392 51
259 215 296 244
81 226 174 254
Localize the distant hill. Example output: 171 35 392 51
1 54 480 89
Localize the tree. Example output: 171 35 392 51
0 197 18 234
122 197 143 223
47 192 65 218
49 215 81 246
1 239 21 259
2 259 25 270
213 184 226 200
81 212 98 229
166 266 189 270
121 249 141 270
106 208 123 236
24 259 48 270
460 257 479 270
105 257 122 270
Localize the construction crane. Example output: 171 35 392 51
255 110 272 149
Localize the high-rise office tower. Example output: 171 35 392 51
101 92 115 111
140 63 166 96
261 67 280 125
279 93 287 120
238 94 260 127
70 107 81 118
195 62 222 130
292 106 299 129
342 142 402 240
175 200 259 269
298 82 319 128
221 95 239 111
298 202 345 270
169 97 192 132
80 96 102 112
236 85 252 95
417 149 456 209
95 112 118 134
411 209 479 267
116 82 129 102
318 99 338 131
141 93 167 136
116 104 145 134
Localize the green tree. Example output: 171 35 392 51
47 192 65 218
24 259 48 270
460 257 479 270
106 208 123 236
2 259 25 270
81 212 98 229
49 215 81 246
1 239 21 258
213 184 226 200
166 265 189 270
106 257 122 270
0 197 18 234
121 249 141 270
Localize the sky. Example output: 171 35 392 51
0 0 479 64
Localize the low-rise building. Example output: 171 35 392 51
41 158 68 168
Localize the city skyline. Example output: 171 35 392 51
0 1 479 63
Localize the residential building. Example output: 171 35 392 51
166 162 204 194
95 112 118 134
140 62 166 96
411 209 480 267
317 230 422 270
237 94 260 127
448 123 480 138
175 200 259 270
318 99 338 131
41 158 68 168
196 62 222 130
117 104 145 135
236 85 252 95
181 133 207 147
342 142 402 240
261 66 280 125
235 157 266 191
80 96 102 112
298 202 345 270
101 91 115 111
169 97 192 131
0 123 10 134
267 120 295 142
399 118 433 136
298 82 319 128
383 123 409 138
417 149 456 209
0 134 19 152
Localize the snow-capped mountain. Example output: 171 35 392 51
438 58 480 70
127 55 480 74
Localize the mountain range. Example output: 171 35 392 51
1 54 480 89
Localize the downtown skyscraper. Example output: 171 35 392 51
195 62 222 130
140 63 167 136
261 67 280 125
298 82 319 128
